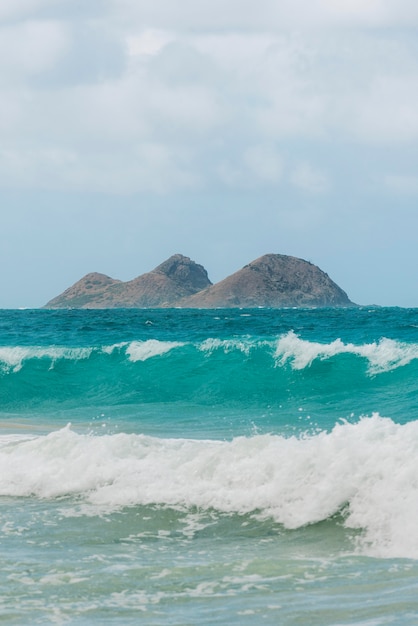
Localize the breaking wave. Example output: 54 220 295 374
0 415 417 559
1 333 418 414
275 331 418 374
2 332 418 373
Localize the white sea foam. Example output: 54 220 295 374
274 331 418 374
0 433 36 445
0 346 93 373
0 341 183 370
125 340 184 362
0 415 418 559
101 342 128 355
198 338 266 356
2 334 416 376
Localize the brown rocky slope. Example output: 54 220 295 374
44 253 354 308
44 254 212 308
179 254 353 308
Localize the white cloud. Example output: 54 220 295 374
318 0 387 25
0 20 70 82
290 162 330 194
0 147 77 190
190 33 275 72
0 0 417 197
243 145 283 184
342 74 418 143
0 143 200 195
0 0 54 21
109 0 418 32
0 91 23 135
0 0 418 308
127 29 173 57
218 145 283 188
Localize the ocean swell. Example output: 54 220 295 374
1 335 418 415
1 333 418 375
274 331 418 374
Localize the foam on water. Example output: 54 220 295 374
198 338 258 356
2 309 418 624
1 415 417 559
0 346 93 373
275 331 418 374
2 333 418 375
125 340 185 362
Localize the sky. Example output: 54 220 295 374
1 0 418 307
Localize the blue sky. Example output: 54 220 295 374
1 0 418 307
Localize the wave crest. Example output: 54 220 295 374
1 415 418 559
0 346 93 373
2 333 418 374
274 331 418 374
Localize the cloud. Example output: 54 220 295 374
218 144 283 188
0 19 70 83
127 29 174 57
0 0 54 22
0 142 201 195
244 145 283 184
318 0 388 25
290 162 330 194
0 0 418 308
108 0 418 32
342 74 418 143
0 0 417 197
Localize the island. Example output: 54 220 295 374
44 253 354 308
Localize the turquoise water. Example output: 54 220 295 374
1 307 418 624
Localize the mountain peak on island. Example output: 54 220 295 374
179 253 352 308
44 253 354 309
44 254 212 309
153 254 212 292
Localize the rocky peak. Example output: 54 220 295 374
180 254 353 308
44 253 354 309
44 255 212 308
154 254 212 293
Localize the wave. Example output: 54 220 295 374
2 332 418 373
125 340 185 362
0 414 417 559
0 346 94 373
274 331 418 374
2 333 418 413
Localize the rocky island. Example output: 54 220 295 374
44 253 354 308
45 254 211 309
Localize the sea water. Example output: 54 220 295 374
1 307 418 624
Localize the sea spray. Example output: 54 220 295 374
274 330 418 373
2 332 418 376
2 332 418 427
1 415 417 558
2 308 418 624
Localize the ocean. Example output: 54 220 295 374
1 307 418 624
